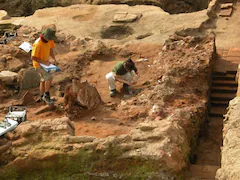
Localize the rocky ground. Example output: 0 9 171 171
0 3 215 138
0 31 215 179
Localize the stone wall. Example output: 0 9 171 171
0 113 204 179
216 66 240 180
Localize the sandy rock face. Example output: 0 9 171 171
0 0 209 16
0 71 18 85
76 80 102 109
18 67 40 90
0 10 10 20
216 97 240 180
69 37 109 57
64 79 102 118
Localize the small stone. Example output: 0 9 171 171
21 125 37 137
6 56 12 60
137 122 157 131
91 116 96 121
0 57 7 63
68 136 95 143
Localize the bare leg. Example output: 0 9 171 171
44 80 52 93
40 81 45 95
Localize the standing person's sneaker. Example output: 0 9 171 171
109 89 117 97
36 95 44 103
42 94 53 105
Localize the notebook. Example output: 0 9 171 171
19 42 32 53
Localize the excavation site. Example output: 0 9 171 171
0 0 240 179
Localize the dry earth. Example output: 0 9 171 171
214 2 240 49
0 4 211 138
19 4 209 45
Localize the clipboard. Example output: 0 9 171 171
40 63 60 73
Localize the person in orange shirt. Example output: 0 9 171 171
31 28 57 104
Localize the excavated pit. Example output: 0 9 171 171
185 47 239 179
0 29 218 179
0 1 226 179
101 25 133 40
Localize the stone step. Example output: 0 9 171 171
226 70 237 74
208 117 223 133
212 79 238 87
212 74 235 81
210 92 236 101
209 106 227 117
211 100 229 107
208 117 223 122
211 86 237 93
185 164 220 179
212 76 235 81
213 71 237 76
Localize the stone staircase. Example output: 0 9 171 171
185 47 238 179
185 71 237 180
185 0 240 177
210 71 237 118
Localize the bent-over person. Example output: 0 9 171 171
106 58 139 97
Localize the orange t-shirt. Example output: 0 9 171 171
31 38 55 68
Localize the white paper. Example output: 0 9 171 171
19 42 32 53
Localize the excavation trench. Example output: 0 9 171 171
185 48 239 179
0 32 219 179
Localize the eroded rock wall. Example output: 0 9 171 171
0 0 209 16
216 65 240 180
216 97 240 180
